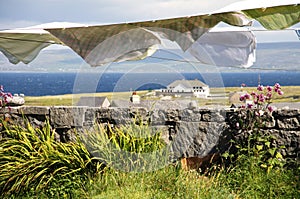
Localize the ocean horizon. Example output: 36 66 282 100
1 71 300 96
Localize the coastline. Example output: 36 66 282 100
23 86 300 107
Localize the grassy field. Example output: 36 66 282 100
0 120 299 198
24 86 300 106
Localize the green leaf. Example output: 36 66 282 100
275 152 283 159
256 145 263 151
260 164 267 168
264 141 270 148
268 148 276 157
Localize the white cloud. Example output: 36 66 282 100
0 0 242 28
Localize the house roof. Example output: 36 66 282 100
77 96 109 107
168 79 208 88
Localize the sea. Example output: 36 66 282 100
1 72 300 96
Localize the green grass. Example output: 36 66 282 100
0 120 299 198
23 86 300 107
24 91 147 106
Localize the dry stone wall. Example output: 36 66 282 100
0 106 299 160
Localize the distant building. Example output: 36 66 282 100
159 79 210 98
77 96 110 108
130 91 141 104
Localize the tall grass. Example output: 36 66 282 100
0 119 299 198
0 120 99 198
81 122 169 172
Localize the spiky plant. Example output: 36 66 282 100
82 122 169 173
0 120 99 198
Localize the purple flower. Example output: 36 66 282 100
274 83 281 89
241 83 246 88
236 122 240 128
247 103 253 109
251 91 257 97
266 92 272 100
267 106 274 112
258 93 265 102
267 86 272 92
240 95 245 101
277 90 284 95
244 93 251 100
257 85 264 91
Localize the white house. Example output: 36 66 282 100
161 79 210 98
130 91 141 104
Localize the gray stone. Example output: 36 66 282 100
97 108 110 119
274 109 300 117
50 106 86 128
84 108 98 122
263 114 276 128
171 121 225 158
150 109 167 125
262 129 300 158
129 107 148 121
19 106 50 115
166 109 180 122
201 110 225 122
0 106 19 114
109 108 131 125
277 117 299 129
178 109 201 122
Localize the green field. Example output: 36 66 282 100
24 86 300 106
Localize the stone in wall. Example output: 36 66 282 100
178 109 201 122
262 129 300 158
50 106 86 128
201 109 226 122
149 109 167 125
18 106 50 115
170 121 226 159
109 107 132 125
277 117 299 129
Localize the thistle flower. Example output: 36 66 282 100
267 86 272 92
267 106 274 112
266 92 272 100
257 85 264 91
277 90 284 95
258 93 265 102
240 95 245 101
244 93 251 100
251 91 257 97
274 83 281 92
247 103 253 109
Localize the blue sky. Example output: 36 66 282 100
1 0 299 41
0 0 243 29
